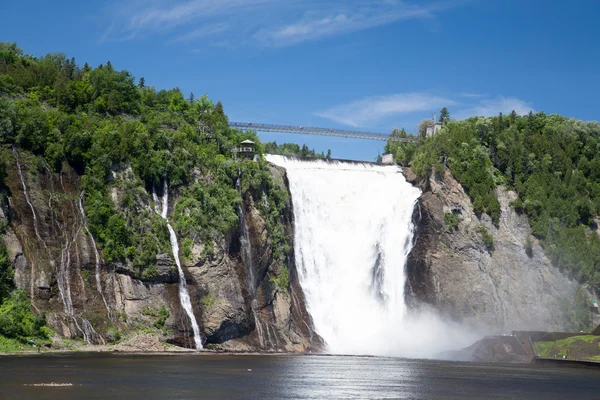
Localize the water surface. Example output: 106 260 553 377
1 353 598 399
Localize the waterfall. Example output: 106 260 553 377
78 193 111 319
12 146 43 244
266 155 421 356
12 146 39 303
154 181 203 350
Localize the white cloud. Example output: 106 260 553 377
455 96 534 119
102 0 270 41
315 93 456 127
100 0 459 47
253 2 435 47
171 23 231 43
315 93 534 128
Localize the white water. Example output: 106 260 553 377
12 147 44 244
267 155 473 357
154 181 203 350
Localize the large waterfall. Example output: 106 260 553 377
267 155 423 356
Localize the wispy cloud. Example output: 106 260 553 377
454 96 534 119
315 93 456 128
315 93 533 128
253 2 437 47
170 23 231 43
100 0 460 47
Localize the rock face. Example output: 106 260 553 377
404 168 599 333
0 148 322 351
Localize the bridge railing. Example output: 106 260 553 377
229 122 416 142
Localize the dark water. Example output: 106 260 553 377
0 353 598 399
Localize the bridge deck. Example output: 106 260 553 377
229 122 416 142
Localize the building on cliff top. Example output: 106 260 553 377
232 140 257 160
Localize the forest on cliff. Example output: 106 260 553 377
386 111 600 289
0 42 298 346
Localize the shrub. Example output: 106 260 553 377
444 212 460 231
201 294 216 310
509 197 525 214
0 240 13 300
106 327 121 343
269 267 290 293
0 291 48 341
477 227 494 252
154 305 169 329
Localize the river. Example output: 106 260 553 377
0 354 598 399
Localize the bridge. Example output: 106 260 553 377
229 122 416 142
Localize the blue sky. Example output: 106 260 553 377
1 0 599 161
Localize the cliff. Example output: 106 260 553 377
0 147 322 351
404 168 599 333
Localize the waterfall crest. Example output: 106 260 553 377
266 155 421 356
154 181 203 350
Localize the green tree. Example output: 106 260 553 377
439 107 450 124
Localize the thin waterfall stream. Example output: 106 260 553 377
153 181 202 350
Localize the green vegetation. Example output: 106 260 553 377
0 334 27 352
0 291 50 343
269 266 290 293
1 235 51 347
0 42 293 277
388 109 600 287
200 294 216 310
141 305 170 329
477 227 494 252
0 42 296 347
106 327 121 344
444 212 460 232
534 335 600 359
264 142 330 159
384 128 417 167
0 240 13 300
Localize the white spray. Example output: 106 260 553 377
154 180 203 350
267 155 475 357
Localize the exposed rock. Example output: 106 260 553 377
1 148 321 352
405 168 599 332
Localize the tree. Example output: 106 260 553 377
439 107 450 125
188 92 195 105
326 149 331 159
138 77 145 88
301 144 309 157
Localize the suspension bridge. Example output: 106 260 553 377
229 122 416 142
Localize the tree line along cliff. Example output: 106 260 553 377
0 42 323 350
387 110 600 293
